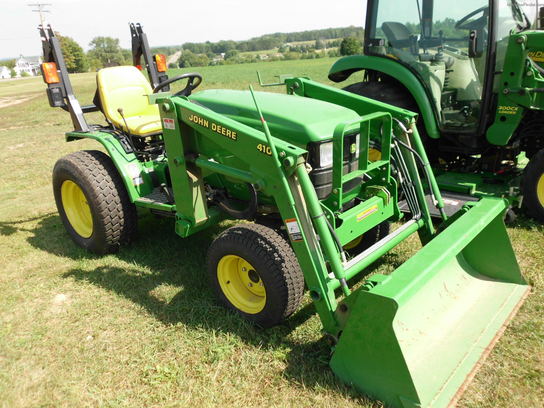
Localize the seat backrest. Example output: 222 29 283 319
381 22 412 48
96 66 159 129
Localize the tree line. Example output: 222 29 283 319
0 26 365 75
181 26 364 54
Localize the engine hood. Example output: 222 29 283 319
188 89 360 146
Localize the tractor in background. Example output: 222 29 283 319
330 0 544 222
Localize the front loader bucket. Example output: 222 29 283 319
330 198 529 408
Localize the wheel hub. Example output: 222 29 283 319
217 255 266 314
61 180 93 238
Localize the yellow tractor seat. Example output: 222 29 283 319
96 66 162 137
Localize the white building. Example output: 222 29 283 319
0 66 10 79
14 55 42 77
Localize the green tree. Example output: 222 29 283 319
315 39 326 50
339 37 362 56
0 59 16 69
10 69 16 78
177 50 209 68
57 34 88 73
87 37 125 69
224 49 239 60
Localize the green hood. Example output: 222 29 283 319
189 89 360 146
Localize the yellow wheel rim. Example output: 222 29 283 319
61 180 93 238
217 255 266 314
538 174 544 207
343 235 363 250
369 147 382 162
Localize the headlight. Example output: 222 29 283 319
318 142 333 168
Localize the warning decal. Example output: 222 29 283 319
285 218 303 242
163 118 176 130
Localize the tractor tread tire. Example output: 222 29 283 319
53 150 137 254
343 81 418 112
343 79 438 162
207 223 304 328
522 148 544 223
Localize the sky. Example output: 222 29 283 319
0 0 365 59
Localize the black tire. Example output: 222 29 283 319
207 223 304 328
343 80 418 112
52 150 137 254
522 148 544 223
344 221 390 256
343 79 439 163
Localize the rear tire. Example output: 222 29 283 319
53 150 137 254
343 79 439 163
522 148 544 223
207 223 304 328
343 80 418 112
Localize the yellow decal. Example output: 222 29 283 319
528 51 544 63
257 143 272 156
497 106 519 115
356 205 379 222
187 114 238 140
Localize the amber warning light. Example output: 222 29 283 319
41 62 60 84
154 54 167 72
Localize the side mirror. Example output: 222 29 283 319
468 30 484 58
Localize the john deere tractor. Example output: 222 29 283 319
38 23 529 408
330 0 544 222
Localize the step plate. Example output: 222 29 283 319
138 187 173 205
399 191 479 218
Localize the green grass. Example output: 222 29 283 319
0 59 543 408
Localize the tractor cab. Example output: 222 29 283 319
365 0 531 132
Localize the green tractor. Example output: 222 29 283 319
39 24 529 408
330 0 544 222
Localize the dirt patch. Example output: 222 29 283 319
0 95 38 109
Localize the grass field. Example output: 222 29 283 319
0 58 542 408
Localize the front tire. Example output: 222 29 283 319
207 224 304 328
522 148 544 223
53 150 137 254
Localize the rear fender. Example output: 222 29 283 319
66 131 155 201
329 55 440 139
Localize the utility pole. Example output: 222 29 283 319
28 3 52 26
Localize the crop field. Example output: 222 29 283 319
0 57 542 408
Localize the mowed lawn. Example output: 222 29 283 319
0 58 542 408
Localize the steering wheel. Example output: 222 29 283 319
153 73 202 97
455 6 488 30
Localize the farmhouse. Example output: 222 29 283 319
14 55 42 77
0 66 10 79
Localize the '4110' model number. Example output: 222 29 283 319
257 143 272 156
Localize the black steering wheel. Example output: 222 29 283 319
153 73 202 97
455 6 488 30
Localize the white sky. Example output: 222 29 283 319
0 0 538 60
0 0 365 59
